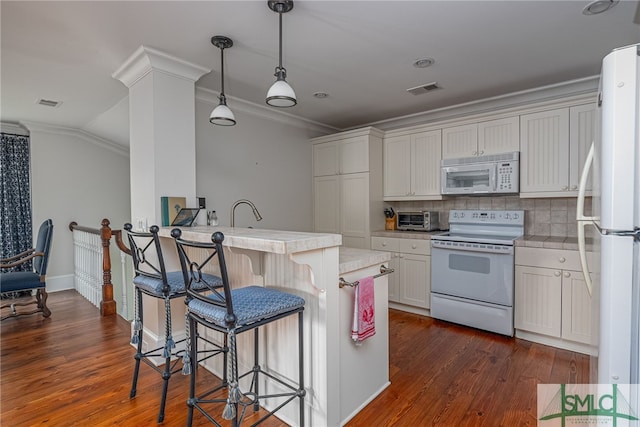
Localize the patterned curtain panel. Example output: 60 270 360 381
0 132 33 272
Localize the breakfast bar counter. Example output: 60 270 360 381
156 226 390 426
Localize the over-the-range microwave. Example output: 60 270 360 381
441 151 519 195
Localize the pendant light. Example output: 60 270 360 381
266 0 296 107
210 36 236 126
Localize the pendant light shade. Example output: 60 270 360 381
266 0 296 108
210 95 236 126
210 36 236 126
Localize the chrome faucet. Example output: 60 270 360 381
230 199 263 228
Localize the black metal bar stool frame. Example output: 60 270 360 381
172 229 305 427
125 224 224 423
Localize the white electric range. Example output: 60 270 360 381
430 210 524 336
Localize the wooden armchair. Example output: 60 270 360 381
1 219 54 320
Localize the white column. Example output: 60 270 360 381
113 45 209 226
113 46 209 353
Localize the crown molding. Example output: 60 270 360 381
195 86 338 136
113 45 210 88
358 75 600 132
20 121 129 157
0 122 30 136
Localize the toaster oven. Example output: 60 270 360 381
396 211 440 231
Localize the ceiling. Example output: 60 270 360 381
1 1 639 146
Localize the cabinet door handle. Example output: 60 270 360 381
571 185 578 190
554 271 562 277
399 255 404 258
564 272 571 278
472 151 477 156
558 257 566 263
479 150 484 155
382 242 387 246
561 186 568 191
411 244 417 249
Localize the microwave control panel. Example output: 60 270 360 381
496 160 519 192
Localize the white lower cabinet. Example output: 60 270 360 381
514 247 595 354
371 237 431 313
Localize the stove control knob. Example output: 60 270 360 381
459 212 465 218
514 213 519 220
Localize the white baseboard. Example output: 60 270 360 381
389 302 430 317
47 274 74 292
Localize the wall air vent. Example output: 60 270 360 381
406 82 442 95
36 98 62 108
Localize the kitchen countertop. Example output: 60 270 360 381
158 225 342 254
515 235 595 251
371 229 446 240
373 229 595 252
339 247 391 275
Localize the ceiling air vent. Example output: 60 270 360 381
36 98 62 108
406 82 442 96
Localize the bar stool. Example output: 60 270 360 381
124 223 224 423
171 229 306 427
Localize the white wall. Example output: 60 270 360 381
194 97 319 231
26 124 131 291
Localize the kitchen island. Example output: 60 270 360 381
156 226 391 426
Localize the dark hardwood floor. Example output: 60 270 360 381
0 290 590 426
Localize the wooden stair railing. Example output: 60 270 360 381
69 219 130 316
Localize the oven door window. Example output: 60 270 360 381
431 247 513 306
449 253 490 274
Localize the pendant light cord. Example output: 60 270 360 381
278 10 283 71
220 45 226 99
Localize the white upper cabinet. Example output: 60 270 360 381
520 104 595 197
569 104 596 194
383 130 441 200
442 116 519 159
313 141 339 177
313 136 370 177
383 135 411 198
412 131 442 197
520 108 570 194
340 136 369 174
478 116 520 155
442 124 477 159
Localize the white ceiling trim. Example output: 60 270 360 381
1 122 30 136
20 120 129 158
112 45 210 89
363 75 601 132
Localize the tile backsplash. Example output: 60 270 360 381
387 196 592 237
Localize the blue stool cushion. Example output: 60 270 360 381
188 286 305 327
0 271 44 293
133 271 221 296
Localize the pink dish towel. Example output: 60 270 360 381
351 276 375 344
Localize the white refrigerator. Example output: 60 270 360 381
577 43 640 395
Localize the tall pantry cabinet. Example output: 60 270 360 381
311 127 384 249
